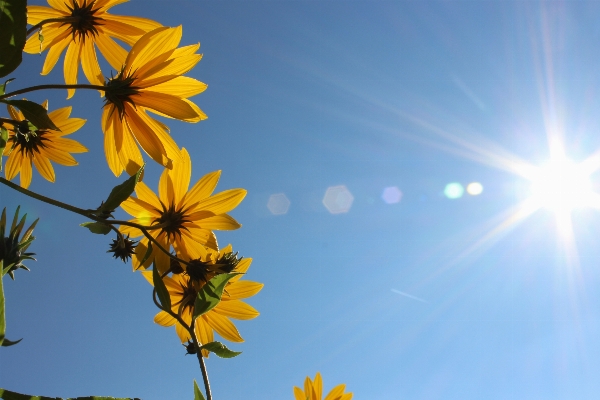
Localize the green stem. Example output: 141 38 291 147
0 84 106 100
190 325 212 400
0 177 91 217
26 17 81 38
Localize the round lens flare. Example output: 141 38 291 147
529 159 595 212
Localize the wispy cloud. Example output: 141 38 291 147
391 289 428 303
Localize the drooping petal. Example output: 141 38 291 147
123 104 170 169
224 281 264 300
213 300 259 320
204 312 243 342
64 41 81 99
102 108 124 176
195 316 215 357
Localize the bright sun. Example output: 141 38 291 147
529 157 595 214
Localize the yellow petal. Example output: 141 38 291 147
195 316 215 357
47 106 71 122
214 300 259 320
197 214 241 231
40 31 71 74
191 188 247 215
123 104 169 168
154 310 176 327
118 119 145 176
124 26 175 75
95 0 129 11
4 151 21 180
64 41 81 99
81 40 104 86
324 385 348 400
7 105 23 121
46 137 87 154
175 320 191 343
35 151 60 180
104 14 162 33
224 281 263 300
204 312 243 342
135 107 181 163
293 387 306 400
39 145 78 166
19 157 32 188
313 373 323 400
100 19 148 41
184 171 220 206
47 0 71 12
134 181 162 211
148 76 207 98
94 33 128 70
120 223 143 239
102 107 124 176
171 148 191 205
134 91 200 121
27 5 66 24
120 197 156 219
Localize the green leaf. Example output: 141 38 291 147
1 337 21 346
193 380 206 400
199 341 242 358
0 100 59 131
0 126 8 172
99 165 144 214
0 261 5 346
0 0 27 78
193 273 239 319
138 241 153 266
0 78 14 96
152 261 171 310
80 222 111 235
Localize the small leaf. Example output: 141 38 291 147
80 222 111 235
199 341 242 358
193 380 206 400
0 260 5 346
1 337 21 346
152 261 171 310
0 78 14 96
0 126 8 172
138 241 153 266
193 273 239 319
99 165 144 214
0 99 59 130
0 0 27 78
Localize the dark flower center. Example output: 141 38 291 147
10 125 48 157
104 73 140 118
185 252 241 287
155 202 188 241
65 0 103 40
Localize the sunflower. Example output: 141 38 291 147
2 101 87 188
293 373 353 400
102 25 207 176
24 0 161 99
142 245 263 357
119 147 246 273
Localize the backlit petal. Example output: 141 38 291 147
191 188 247 215
64 41 81 99
214 300 259 320
224 281 263 300
94 33 128 69
154 311 176 327
81 40 104 87
197 214 241 230
204 312 243 342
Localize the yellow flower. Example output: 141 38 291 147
24 0 161 99
102 26 207 176
293 373 353 400
142 245 263 357
119 148 246 273
2 101 87 188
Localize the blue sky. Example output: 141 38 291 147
4 1 600 399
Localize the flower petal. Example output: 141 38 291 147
224 281 263 300
154 310 176 327
190 188 247 215
214 299 259 320
63 40 81 99
94 33 128 70
204 312 243 343
197 214 241 231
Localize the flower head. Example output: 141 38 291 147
143 245 263 357
24 0 162 98
2 101 87 188
293 373 353 400
102 26 207 176
108 235 137 263
119 148 246 273
0 207 38 280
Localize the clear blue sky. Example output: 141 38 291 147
4 1 600 399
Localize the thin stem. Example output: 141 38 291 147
190 325 212 400
0 177 92 217
0 84 106 100
26 17 81 37
0 118 20 126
